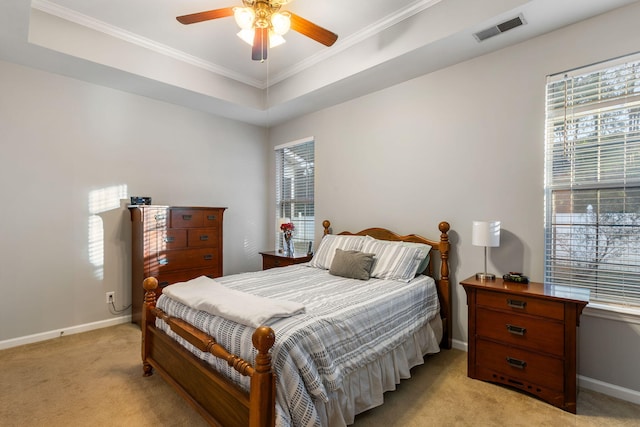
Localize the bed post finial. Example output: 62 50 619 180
438 222 450 282
143 277 158 305
322 220 331 236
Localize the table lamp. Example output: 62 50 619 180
472 220 501 280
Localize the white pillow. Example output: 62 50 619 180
309 234 365 270
364 235 431 275
360 238 427 282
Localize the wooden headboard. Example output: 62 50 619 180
321 220 452 349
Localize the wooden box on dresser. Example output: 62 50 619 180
460 276 589 413
129 206 226 325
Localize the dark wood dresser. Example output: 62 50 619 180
260 251 312 270
460 276 589 413
129 205 226 325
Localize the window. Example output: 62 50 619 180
544 53 640 307
275 138 314 255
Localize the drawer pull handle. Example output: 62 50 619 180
164 236 175 243
159 281 170 288
207 215 217 220
182 214 192 220
507 299 527 309
158 259 169 265
204 254 213 261
199 235 209 241
154 214 166 221
506 357 527 369
506 324 527 336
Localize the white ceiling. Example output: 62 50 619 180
0 0 637 126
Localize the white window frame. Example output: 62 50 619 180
275 137 315 255
544 52 640 310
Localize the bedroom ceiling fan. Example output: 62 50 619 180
176 0 339 62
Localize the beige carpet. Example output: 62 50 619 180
1 323 639 427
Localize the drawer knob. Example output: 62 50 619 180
507 299 527 309
506 357 527 369
506 324 527 336
204 254 213 261
199 235 209 241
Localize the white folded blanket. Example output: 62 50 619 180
162 275 305 328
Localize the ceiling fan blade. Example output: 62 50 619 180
176 7 235 25
252 27 268 61
289 13 338 47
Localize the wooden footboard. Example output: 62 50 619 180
141 277 276 427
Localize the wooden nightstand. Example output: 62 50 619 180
460 276 589 413
259 251 313 270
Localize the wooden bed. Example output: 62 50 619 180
141 220 451 427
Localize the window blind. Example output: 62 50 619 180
275 138 315 254
544 52 640 307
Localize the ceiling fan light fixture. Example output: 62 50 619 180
233 7 255 30
177 0 338 60
271 11 291 35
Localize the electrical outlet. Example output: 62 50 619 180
106 291 115 304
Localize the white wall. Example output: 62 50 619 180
0 60 269 342
269 3 640 400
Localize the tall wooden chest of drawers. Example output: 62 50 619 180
460 276 589 413
129 205 226 325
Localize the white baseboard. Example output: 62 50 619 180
0 315 132 350
452 338 468 352
579 375 640 405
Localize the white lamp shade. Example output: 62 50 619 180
472 221 501 247
271 12 291 35
233 7 255 30
237 29 287 48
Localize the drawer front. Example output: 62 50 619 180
145 229 187 252
263 256 295 270
171 209 204 228
202 210 223 227
147 248 219 273
144 207 169 230
476 338 564 392
476 307 564 356
477 290 565 321
188 228 219 248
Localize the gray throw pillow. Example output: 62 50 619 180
329 249 375 280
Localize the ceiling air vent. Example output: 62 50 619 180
474 14 526 42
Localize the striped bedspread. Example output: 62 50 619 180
156 264 440 427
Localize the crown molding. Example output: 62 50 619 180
32 0 441 89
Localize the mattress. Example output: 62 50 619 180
156 264 442 427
